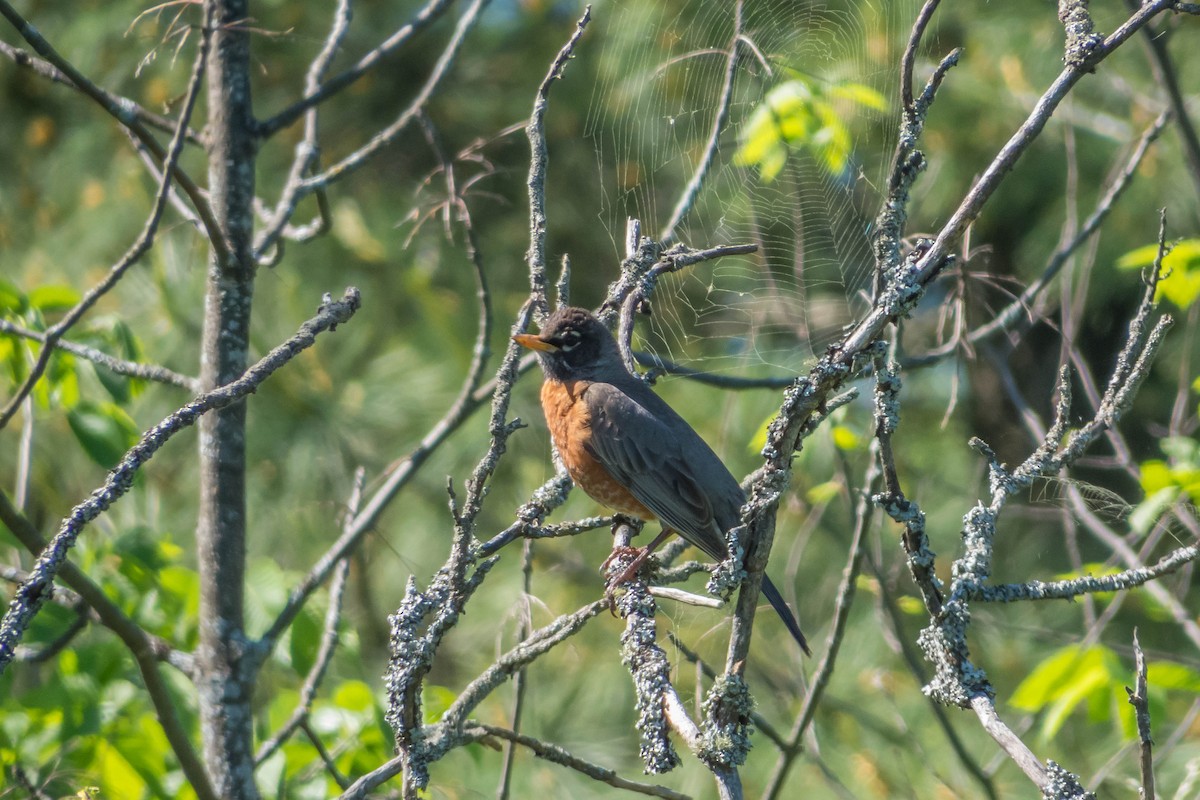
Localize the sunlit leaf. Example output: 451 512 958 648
1146 662 1200 693
333 680 375 713
829 82 888 111
29 284 82 313
1128 486 1178 535
735 75 880 183
1011 645 1109 710
831 424 862 451
806 480 842 504
1116 239 1200 308
423 684 458 724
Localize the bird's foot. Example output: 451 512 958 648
601 545 653 615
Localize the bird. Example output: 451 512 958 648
514 305 810 655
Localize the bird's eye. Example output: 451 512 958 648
559 330 582 352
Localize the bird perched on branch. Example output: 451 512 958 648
514 305 809 654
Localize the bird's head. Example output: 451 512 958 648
512 306 624 382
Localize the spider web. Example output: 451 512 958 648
584 0 922 375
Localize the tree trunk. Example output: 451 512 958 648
197 0 259 797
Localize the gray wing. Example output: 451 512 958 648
581 381 742 562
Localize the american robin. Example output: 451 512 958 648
514 306 810 654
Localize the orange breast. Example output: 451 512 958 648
540 378 655 520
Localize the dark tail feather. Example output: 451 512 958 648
761 576 810 656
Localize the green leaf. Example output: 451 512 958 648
1116 239 1200 308
0 279 26 314
829 82 888 111
66 401 139 468
94 363 135 404
423 684 458 724
289 608 321 677
1146 662 1200 693
1128 486 1178 535
1159 436 1198 464
1010 645 1110 710
736 76 880 183
831 424 862 451
29 284 82 313
805 480 842 504
94 740 148 798
332 680 375 713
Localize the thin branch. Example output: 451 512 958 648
251 0 350 261
495 539 535 800
658 0 743 245
0 319 200 392
301 719 352 790
763 454 876 799
1125 0 1200 199
969 694 1050 789
900 0 943 115
632 351 794 389
666 633 787 750
0 0 226 258
13 610 89 663
0 287 361 673
295 0 491 196
525 4 591 320
0 38 206 146
0 24 210 429
969 543 1198 602
254 475 359 765
900 0 1180 298
913 111 1170 361
1127 630 1156 800
256 0 457 138
255 110 498 659
466 723 691 800
438 602 605 733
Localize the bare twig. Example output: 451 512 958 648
256 0 457 137
295 0 491 196
969 694 1050 788
259 137 496 649
900 0 943 115
1127 630 1156 800
254 475 360 765
900 0 1180 297
495 539 535 800
1125 0 1200 198
0 0 226 259
0 18 209 430
658 0 743 245
467 723 691 800
251 0 351 262
763 453 876 799
913 111 1170 360
0 319 200 392
525 5 591 320
0 38 206 146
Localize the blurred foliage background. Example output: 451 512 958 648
2 0 1199 797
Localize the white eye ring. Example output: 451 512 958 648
559 331 581 351
560 340 579 352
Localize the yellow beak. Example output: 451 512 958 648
512 333 559 352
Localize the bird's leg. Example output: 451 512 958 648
602 526 673 589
